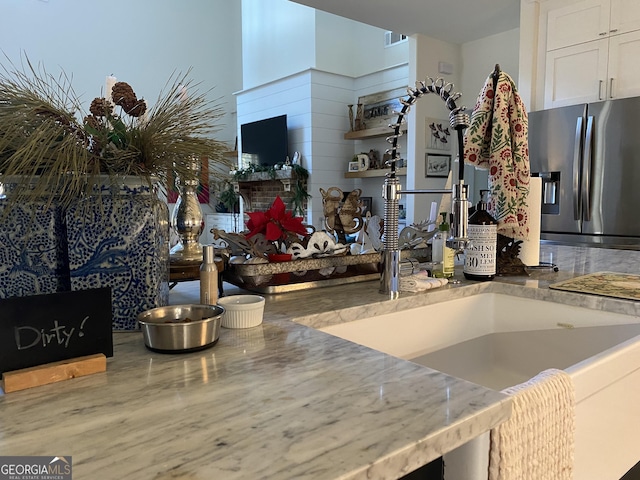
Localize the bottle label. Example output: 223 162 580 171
464 224 497 276
443 246 455 277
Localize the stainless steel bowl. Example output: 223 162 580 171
137 304 224 353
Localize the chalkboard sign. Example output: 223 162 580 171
0 288 113 375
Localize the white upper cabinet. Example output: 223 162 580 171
545 39 609 107
547 0 640 51
607 30 640 99
544 0 640 107
547 0 610 51
610 0 640 37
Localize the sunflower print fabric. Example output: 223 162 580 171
464 71 530 240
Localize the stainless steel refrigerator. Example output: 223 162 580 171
529 97 640 249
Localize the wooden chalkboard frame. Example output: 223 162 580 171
0 288 113 375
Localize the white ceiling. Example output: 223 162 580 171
290 0 521 44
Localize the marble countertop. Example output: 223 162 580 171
1 244 638 479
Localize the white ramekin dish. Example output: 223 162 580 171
217 294 265 329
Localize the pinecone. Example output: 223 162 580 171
84 114 101 130
89 97 113 117
124 99 147 117
111 82 137 109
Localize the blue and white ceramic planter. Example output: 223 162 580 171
66 177 170 330
0 198 70 299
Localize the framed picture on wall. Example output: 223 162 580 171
358 87 406 130
425 153 451 178
425 117 452 151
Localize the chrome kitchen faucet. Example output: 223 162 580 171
380 78 471 298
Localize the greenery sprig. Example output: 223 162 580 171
0 53 233 210
232 163 310 216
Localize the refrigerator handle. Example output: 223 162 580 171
573 116 584 221
582 116 594 222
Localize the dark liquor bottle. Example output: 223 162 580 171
464 190 497 281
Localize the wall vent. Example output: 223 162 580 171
384 31 407 47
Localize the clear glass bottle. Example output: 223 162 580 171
464 190 497 281
200 245 219 305
432 212 455 278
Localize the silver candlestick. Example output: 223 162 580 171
170 158 204 263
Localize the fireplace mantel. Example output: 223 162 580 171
232 168 297 192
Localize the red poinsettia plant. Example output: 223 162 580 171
245 196 308 254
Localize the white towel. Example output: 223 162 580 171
399 272 448 293
489 368 575 480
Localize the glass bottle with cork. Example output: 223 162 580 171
464 190 497 281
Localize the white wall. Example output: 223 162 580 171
241 0 317 90
518 0 542 111
1 0 242 148
314 12 359 77
315 12 409 78
461 28 521 105
241 0 409 88
308 71 361 227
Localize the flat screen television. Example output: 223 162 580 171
240 114 289 167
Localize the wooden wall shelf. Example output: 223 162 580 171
344 167 406 178
344 125 407 140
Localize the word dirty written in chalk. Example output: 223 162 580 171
14 317 90 350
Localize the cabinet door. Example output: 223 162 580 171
544 39 609 108
609 0 640 35
547 0 610 51
607 30 640 99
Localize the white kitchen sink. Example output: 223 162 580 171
320 293 640 480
